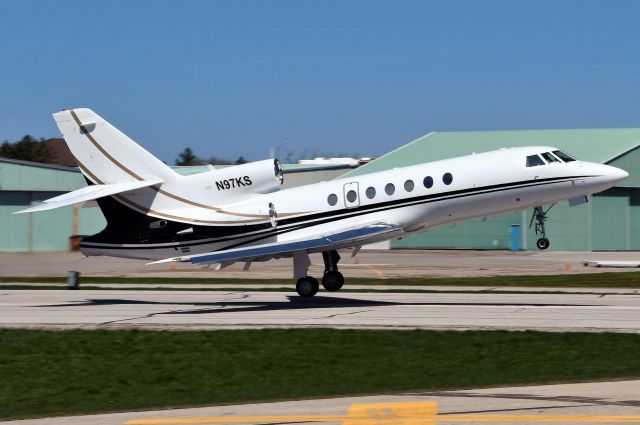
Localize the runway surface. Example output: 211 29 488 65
2 288 639 332
4 380 639 425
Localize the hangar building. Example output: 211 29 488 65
346 129 640 251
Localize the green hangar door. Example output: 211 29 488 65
0 191 71 252
591 188 633 250
0 191 31 252
31 191 74 251
631 190 640 249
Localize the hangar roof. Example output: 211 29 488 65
344 128 640 177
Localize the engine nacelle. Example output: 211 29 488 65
208 159 283 195
175 159 284 204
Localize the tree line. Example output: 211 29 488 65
0 136 248 166
174 147 248 166
1 135 51 163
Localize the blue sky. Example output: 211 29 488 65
1 0 639 163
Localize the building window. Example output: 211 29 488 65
443 173 453 185
346 190 357 203
366 186 376 199
385 183 395 195
327 193 338 206
404 179 414 192
423 176 433 188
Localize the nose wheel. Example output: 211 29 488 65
529 205 554 250
536 237 550 250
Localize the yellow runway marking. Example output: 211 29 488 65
126 401 640 424
361 263 386 278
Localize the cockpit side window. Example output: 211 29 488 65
553 150 577 162
526 154 545 167
541 152 560 163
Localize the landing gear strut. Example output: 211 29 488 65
529 205 554 250
321 250 344 291
292 250 345 297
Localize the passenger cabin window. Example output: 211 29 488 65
526 155 545 167
404 179 415 192
553 150 577 162
442 173 453 185
423 176 433 188
327 194 338 206
366 186 376 199
385 183 395 195
541 152 560 163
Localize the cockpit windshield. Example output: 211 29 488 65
526 155 545 167
552 150 577 162
526 150 579 167
541 152 560 163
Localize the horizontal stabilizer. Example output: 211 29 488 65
14 179 163 214
149 223 401 265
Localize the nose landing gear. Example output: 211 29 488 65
529 205 554 250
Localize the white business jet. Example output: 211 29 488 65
17 109 629 296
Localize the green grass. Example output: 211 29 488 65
2 272 640 287
1 329 640 419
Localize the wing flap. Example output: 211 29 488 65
14 179 163 214
149 223 401 265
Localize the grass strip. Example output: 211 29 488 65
1 329 639 419
1 272 640 287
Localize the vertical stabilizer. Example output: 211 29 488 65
53 108 177 184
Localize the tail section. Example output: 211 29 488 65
53 108 177 184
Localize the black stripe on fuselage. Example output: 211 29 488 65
81 175 593 250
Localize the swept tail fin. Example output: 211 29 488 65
53 108 177 184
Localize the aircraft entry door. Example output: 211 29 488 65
343 182 360 208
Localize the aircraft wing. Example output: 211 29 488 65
14 179 163 214
149 222 402 265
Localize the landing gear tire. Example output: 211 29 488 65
322 271 344 291
536 237 550 250
296 277 319 297
530 205 555 251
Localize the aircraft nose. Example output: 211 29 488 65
605 165 629 183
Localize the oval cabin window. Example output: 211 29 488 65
404 179 414 192
366 186 376 199
385 183 395 195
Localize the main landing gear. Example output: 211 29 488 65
529 205 554 250
294 250 344 297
